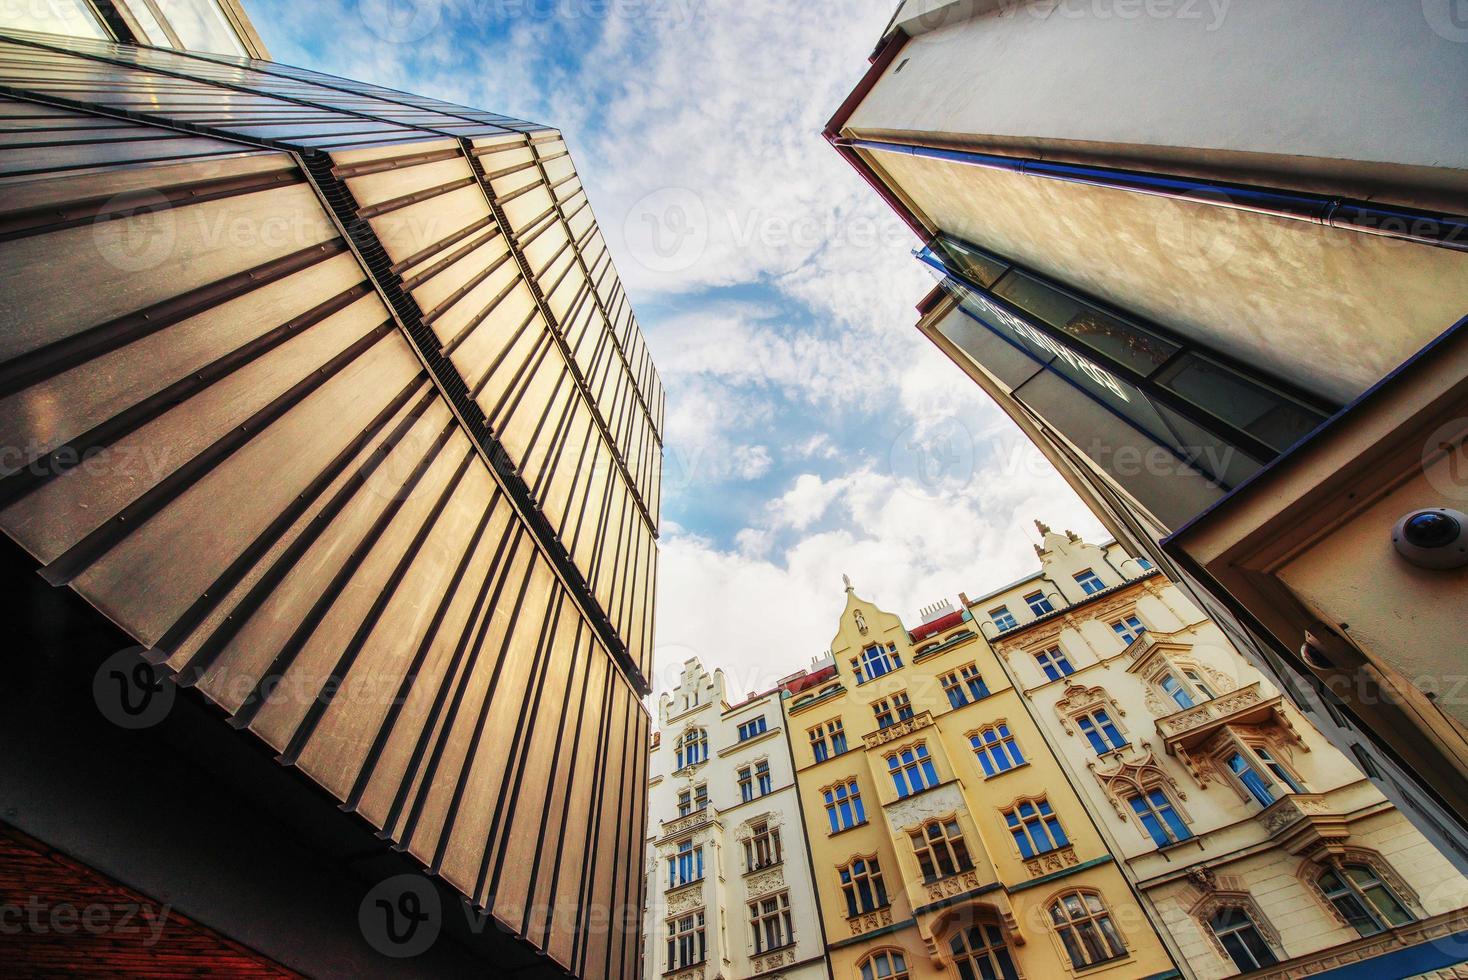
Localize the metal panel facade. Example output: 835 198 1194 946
0 29 657 978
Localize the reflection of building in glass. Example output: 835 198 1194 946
0 6 660 976
830 0 1468 871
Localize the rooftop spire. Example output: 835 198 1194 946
843 573 854 593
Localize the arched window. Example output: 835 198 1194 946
1209 906 1278 971
970 723 1024 777
887 743 938 797
909 817 973 883
1318 864 1415 936
675 728 708 769
838 855 889 917
1049 890 1126 969
949 922 1018 980
858 948 909 980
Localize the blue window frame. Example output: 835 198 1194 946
1135 557 1154 570
888 744 939 798
675 729 708 769
824 779 866 833
941 664 990 708
971 725 1025 777
1255 747 1304 794
738 716 767 741
1227 751 1276 807
990 606 1018 631
855 643 902 684
1075 569 1106 595
1025 591 1054 616
1076 709 1126 755
1130 789 1192 846
1005 798 1068 858
1035 647 1074 682
1160 673 1194 710
1111 615 1146 645
669 838 704 888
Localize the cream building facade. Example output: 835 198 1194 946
970 524 1468 979
783 580 1180 980
644 660 831 980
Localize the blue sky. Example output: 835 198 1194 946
247 0 1107 698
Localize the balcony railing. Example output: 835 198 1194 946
1156 681 1277 748
659 806 718 842
863 710 935 749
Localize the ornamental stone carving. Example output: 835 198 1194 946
1089 744 1187 819
924 869 984 904
668 965 706 980
746 867 786 897
886 782 966 830
752 948 795 974
847 906 894 936
1024 845 1080 879
1054 684 1124 735
665 883 704 915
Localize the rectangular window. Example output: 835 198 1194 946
737 716 768 741
1211 908 1278 972
839 857 888 916
1075 568 1106 595
854 643 903 684
940 664 990 708
1135 557 1154 570
824 779 866 833
1004 797 1069 858
676 783 708 816
1227 751 1276 807
971 724 1025 777
666 911 706 970
910 819 974 883
872 691 913 729
749 892 792 954
668 839 704 888
1076 709 1127 754
1110 614 1146 645
1034 647 1074 682
738 766 754 803
744 821 782 871
756 759 772 796
1162 674 1196 711
1183 669 1217 700
1025 591 1054 616
990 606 1018 631
677 788 693 817
1255 747 1305 794
888 744 940 798
1129 788 1192 846
809 719 846 762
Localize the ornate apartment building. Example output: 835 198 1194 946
971 524 1468 979
782 579 1178 980
644 660 831 980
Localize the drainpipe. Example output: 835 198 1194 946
836 137 1468 253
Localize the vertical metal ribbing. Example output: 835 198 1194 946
297 149 650 697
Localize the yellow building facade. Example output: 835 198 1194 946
782 579 1180 980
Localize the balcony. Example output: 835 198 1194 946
845 905 895 938
863 710 935 749
1156 682 1287 751
658 806 719 843
1257 793 1349 856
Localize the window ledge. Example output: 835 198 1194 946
744 860 784 877
827 820 871 839
888 777 961 806
980 761 1031 780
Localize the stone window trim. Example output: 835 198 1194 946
1295 848 1423 927
856 947 911 980
966 720 1028 779
1136 654 1235 718
1040 886 1132 973
1089 744 1192 827
1184 879 1282 965
925 902 1025 969
1054 683 1129 739
905 812 977 885
1207 728 1308 804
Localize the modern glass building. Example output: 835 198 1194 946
829 0 1468 875
0 8 660 977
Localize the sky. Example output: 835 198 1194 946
247 0 1108 704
